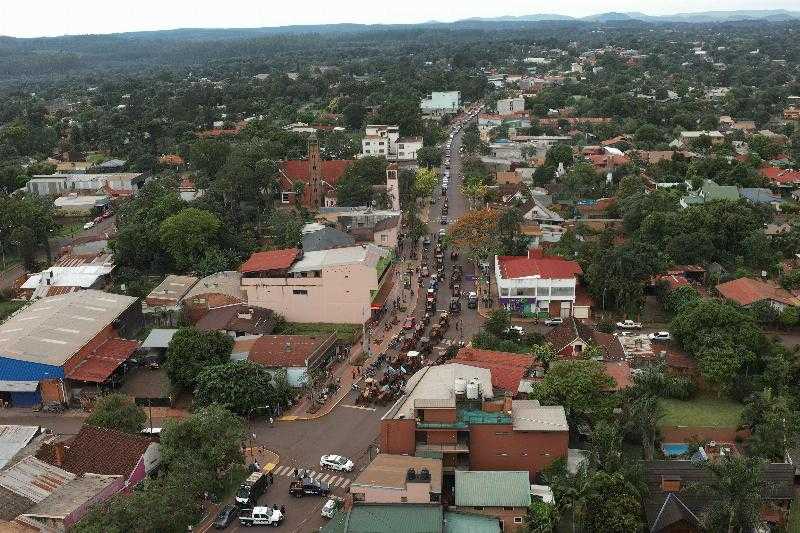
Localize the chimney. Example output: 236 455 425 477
53 442 66 467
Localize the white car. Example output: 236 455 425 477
83 221 95 230
543 317 563 326
320 454 354 472
505 325 525 336
616 320 643 329
648 331 671 342
321 497 343 519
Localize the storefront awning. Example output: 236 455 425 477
0 380 39 392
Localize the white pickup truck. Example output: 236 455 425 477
615 319 643 329
238 506 283 527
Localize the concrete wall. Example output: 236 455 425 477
468 424 568 478
353 481 433 504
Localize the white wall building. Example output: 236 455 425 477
420 91 461 115
496 97 526 116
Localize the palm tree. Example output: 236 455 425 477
624 394 664 460
690 456 764 533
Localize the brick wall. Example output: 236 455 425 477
468 424 568 479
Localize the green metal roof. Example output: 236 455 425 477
322 504 444 533
443 512 502 533
417 409 513 430
455 471 531 508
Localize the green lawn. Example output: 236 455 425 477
660 395 744 427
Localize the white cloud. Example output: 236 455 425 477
0 0 797 38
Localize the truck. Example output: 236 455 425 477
235 471 271 506
238 506 283 527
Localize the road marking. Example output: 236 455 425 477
341 404 377 412
341 479 351 488
275 465 290 476
320 474 331 483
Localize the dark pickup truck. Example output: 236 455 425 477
289 477 331 497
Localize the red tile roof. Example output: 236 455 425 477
654 274 690 290
453 347 536 392
760 166 800 185
37 425 154 477
716 277 800 307
246 334 336 367
280 159 353 187
240 248 300 274
497 251 582 280
546 317 625 360
603 361 632 390
64 338 139 383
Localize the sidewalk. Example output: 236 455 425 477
280 258 422 421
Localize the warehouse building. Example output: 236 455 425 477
0 290 142 407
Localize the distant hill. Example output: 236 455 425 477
457 9 800 24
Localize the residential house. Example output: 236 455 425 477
321 503 501 533
496 98 525 116
0 425 41 469
783 106 800 121
144 275 198 309
716 277 800 312
478 114 504 129
361 125 399 158
277 140 353 210
679 179 740 208
36 425 160 490
0 290 142 406
495 249 586 318
182 271 245 321
240 245 393 324
396 137 423 162
760 166 800 188
380 364 568 478
420 91 461 115
231 333 337 387
350 454 443 504
26 173 146 197
545 317 625 360
645 461 794 533
53 193 111 216
675 130 724 148
452 347 537 397
18 253 115 301
452 471 531 532
195 304 276 337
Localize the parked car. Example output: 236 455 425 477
322 497 344 519
403 317 416 330
421 265 430 277
289 477 331 497
543 317 563 326
101 210 113 219
235 471 271 506
440 216 448 225
648 331 672 342
320 454 354 472
505 325 525 336
238 506 283 527
83 221 95 230
616 320 643 329
438 229 446 238
467 292 478 309
213 505 237 529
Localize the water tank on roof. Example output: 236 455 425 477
454 377 467 395
466 378 481 400
419 468 431 481
406 468 416 481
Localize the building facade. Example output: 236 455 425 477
420 91 461 115
495 250 583 317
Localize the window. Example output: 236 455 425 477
398 144 404 149
381 234 388 243
281 192 291 203
293 289 308 295
503 507 513 511
353 492 365 502
514 517 524 524
473 506 484 511
379 141 385 146
400 497 408 503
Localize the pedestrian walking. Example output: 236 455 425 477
269 416 274 427
293 467 299 478
280 505 286 516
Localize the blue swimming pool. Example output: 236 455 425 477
662 443 690 457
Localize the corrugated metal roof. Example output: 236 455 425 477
0 425 40 469
141 329 179 349
455 471 531 508
322 504 443 533
0 357 64 382
0 456 75 503
0 381 38 392
511 400 568 432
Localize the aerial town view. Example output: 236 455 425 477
1 1 800 532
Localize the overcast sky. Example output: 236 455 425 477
1 0 798 38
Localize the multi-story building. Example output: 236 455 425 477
496 97 526 116
420 91 461 115
26 173 146 197
379 364 568 480
350 454 443 504
495 249 584 318
361 125 422 162
240 245 394 324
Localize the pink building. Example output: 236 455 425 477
350 454 442 504
241 245 394 324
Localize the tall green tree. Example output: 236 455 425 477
691 456 765 533
86 394 147 434
195 361 279 416
158 207 221 271
531 359 615 427
165 328 234 389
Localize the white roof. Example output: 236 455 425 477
0 290 138 366
0 425 40 469
21 265 115 290
54 195 109 208
511 400 568 432
141 329 179 349
185 271 244 301
289 244 389 273
387 363 494 420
